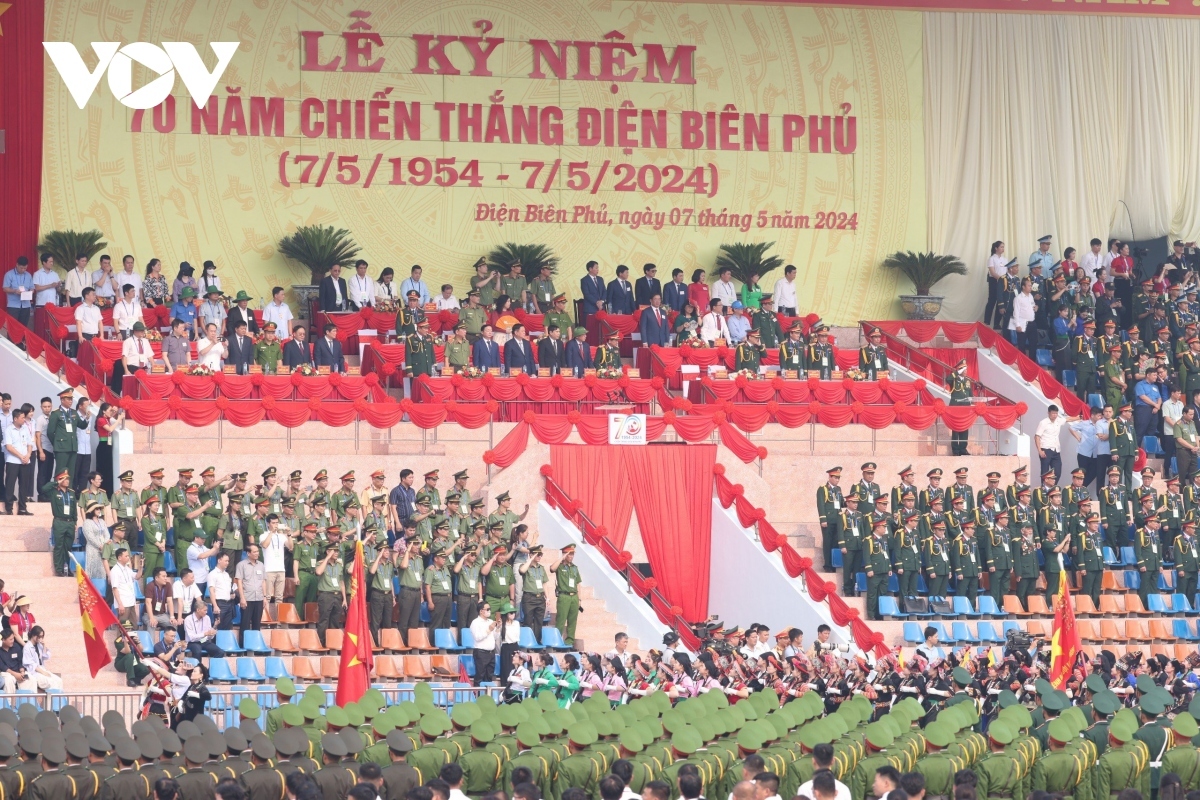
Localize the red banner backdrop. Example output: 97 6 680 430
550 447 636 550
0 0 44 282
713 465 890 659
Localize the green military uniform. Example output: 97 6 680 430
778 336 807 374
1134 522 1164 609
46 395 79 488
1103 358 1126 409
974 723 1025 800
864 525 892 622
1132 704 1169 798
1014 528 1040 611
520 556 549 641
849 724 905 800
1100 477 1132 548
952 527 981 610
735 338 765 372
1093 726 1149 800
140 504 168 585
859 336 889 381
1073 331 1100 400
1111 411 1138 490
1177 525 1200 600
424 559 453 631
395 302 426 336
293 532 321 616
807 332 834 380
499 273 528 308
892 520 922 598
554 550 581 646
1160 715 1200 792
948 362 973 456
461 304 488 338
817 471 845 572
46 476 77 577
406 330 436 378
544 304 575 342
483 558 514 611
913 743 965 800
838 497 866 596
1030 730 1092 800
925 528 952 599
254 338 283 374
445 337 471 372
1075 518 1105 606
982 511 1013 605
531 278 557 312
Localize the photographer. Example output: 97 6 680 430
183 599 225 661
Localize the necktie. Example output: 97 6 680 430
138 340 144 355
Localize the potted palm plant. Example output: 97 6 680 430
277 225 361 319
714 242 784 286
38 230 108 270
486 243 559 281
881 251 967 320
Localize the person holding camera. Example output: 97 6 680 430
314 535 346 647
197 322 227 371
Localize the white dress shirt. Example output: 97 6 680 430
186 543 212 583
469 616 498 651
91 270 119 299
1081 250 1104 279
113 299 143 333
198 338 226 370
262 301 294 332
74 303 102 335
349 274 376 308
110 562 138 608
33 268 60 306
3 426 31 465
1035 416 1068 451
208 567 233 602
1008 292 1036 332
796 779 851 800
713 279 738 307
435 294 461 311
116 270 143 299
123 336 153 369
772 276 797 309
700 311 730 343
184 612 214 643
988 254 1009 279
173 579 201 610
64 267 92 300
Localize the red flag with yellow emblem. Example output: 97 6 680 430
76 563 119 677
1049 574 1081 689
335 540 373 706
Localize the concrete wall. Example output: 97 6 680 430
979 350 1074 475
0 336 71 410
708 497 846 644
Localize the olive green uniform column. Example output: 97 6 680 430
45 475 77 577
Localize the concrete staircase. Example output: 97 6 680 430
0 507 127 690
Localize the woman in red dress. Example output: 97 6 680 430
688 269 710 313
1110 242 1135 326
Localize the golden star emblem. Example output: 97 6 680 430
0 5 11 36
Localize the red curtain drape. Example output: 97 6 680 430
622 445 715 623
0 0 44 279
550 446 636 549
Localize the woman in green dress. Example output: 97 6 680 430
674 301 700 343
740 272 763 309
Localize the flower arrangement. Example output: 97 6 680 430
681 337 707 349
596 367 623 379
144 329 163 342
735 368 762 380
183 364 213 377
375 299 398 314
293 364 318 377
461 366 484 378
95 296 112 309
843 368 867 381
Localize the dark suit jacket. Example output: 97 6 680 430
225 333 254 374
638 306 671 347
226 305 259 337
634 277 662 307
566 339 592 377
537 336 566 374
472 338 502 370
319 276 349 313
504 338 537 375
606 279 634 315
581 274 606 315
663 281 689 313
313 336 345 372
282 340 313 369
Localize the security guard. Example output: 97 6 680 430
949 360 973 456
45 468 77 577
46 387 79 489
551 544 582 647
837 492 866 596
817 467 844 573
864 519 892 621
254 322 283 373
1075 512 1105 607
859 327 889 380
735 329 765 372
952 521 981 611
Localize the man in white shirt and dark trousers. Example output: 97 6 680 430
3 407 33 515
468 602 499 686
772 265 798 316
208 552 237 630
1035 404 1081 482
109 548 139 627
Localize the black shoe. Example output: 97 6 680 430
17 511 32 516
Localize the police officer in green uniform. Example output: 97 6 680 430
1160 713 1200 792
1100 466 1133 547
45 468 77 577
1074 512 1105 607
1014 522 1040 611
921 520 950 599
254 322 283 373
406 319 436 378
864 519 892 622
1177 520 1200 600
315 534 346 647
837 492 866 596
216 493 246 568
1135 513 1164 610
1104 344 1127 408
544 294 575 342
110 470 139 542
314 733 357 799
952 521 981 611
291 522 321 617
735 329 765 372
1133 693 1169 798
913 722 965 800
139 496 167 587
551 544 582 646
974 720 1024 800
519 545 549 641
424 548 454 632
817 467 844 574
1031 717 1090 800
949 359 973 456
482 544 516 617
461 290 488 343
859 327 889 380
1094 715 1148 799
396 290 426 335
396 537 425 642
445 323 471 373
850 722 902 800
46 387 79 490
1111 404 1138 490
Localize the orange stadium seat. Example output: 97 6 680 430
1026 596 1050 615
1149 620 1174 640
1124 594 1151 616
304 603 320 625
270 629 298 653
374 656 404 679
1151 645 1172 659
260 606 278 627
379 629 411 653
1098 594 1123 615
1101 571 1122 592
1003 596 1030 616
403 656 433 679
326 630 344 651
1074 595 1098 616
291 657 320 681
1125 620 1150 641
1176 644 1194 661
278 605 305 627
297 629 329 653
406 629 437 652
319 657 340 679
1099 620 1128 642
1076 620 1101 642
430 655 459 675
1026 620 1048 637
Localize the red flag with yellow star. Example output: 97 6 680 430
1049 573 1081 690
335 540 373 706
76 563 119 677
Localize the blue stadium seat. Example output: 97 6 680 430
208 659 237 683
1120 547 1137 566
90 577 108 599
540 628 569 650
1002 621 1020 637
1124 570 1140 590
215 631 245 654
462 657 476 678
242 631 271 655
1103 547 1119 566
460 629 476 649
855 573 867 593
134 631 155 653
879 597 900 618
164 551 176 574
133 582 144 601
518 627 544 650
1159 571 1176 592
1174 594 1197 615
1147 594 1169 613
917 574 928 594
1143 436 1162 455
433 629 464 651
1087 393 1104 410
831 550 843 568
1061 370 1076 388
930 622 954 644
977 621 1004 643
1035 349 1053 367
903 622 924 643
264 657 292 680
976 596 1001 617
420 605 431 624
952 596 980 616
1174 619 1199 641
237 658 266 682
888 575 899 593
951 622 979 643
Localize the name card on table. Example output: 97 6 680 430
713 338 727 347
223 365 237 374
488 367 502 375
630 368 642 378
347 366 360 375
279 366 291 375
808 370 822 379
783 370 798 380
714 369 728 379
538 368 551 377
249 365 262 374
831 370 843 380
151 364 166 374
318 366 331 375
584 368 597 376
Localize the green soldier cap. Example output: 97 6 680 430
250 735 275 761
1042 691 1068 713
1061 706 1086 735
470 719 496 744
1092 691 1121 716
281 705 304 727
1034 678 1054 696
865 721 894 749
1085 674 1107 694
298 699 320 721
515 721 541 749
797 722 828 750
999 704 1033 730
568 721 599 747
996 689 1019 709
274 677 296 697
619 728 643 753
344 705 365 729
1140 694 1166 717
1113 707 1139 731
339 728 365 755
984 724 1012 748
372 716 395 738
304 683 325 703
239 698 261 719
386 729 414 753
1136 674 1157 694
1047 717 1075 745
574 327 588 337
1175 714 1200 739
451 703 480 728
877 714 902 739
951 666 972 687
925 721 958 749
325 706 348 729
1109 718 1135 744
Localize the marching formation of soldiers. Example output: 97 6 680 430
817 461 1200 620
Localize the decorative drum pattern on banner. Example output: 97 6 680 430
42 1 924 324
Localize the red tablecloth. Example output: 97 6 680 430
122 371 387 402
410 374 666 421
646 344 856 389
689 377 939 405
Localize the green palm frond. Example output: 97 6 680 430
37 230 108 270
277 225 361 285
714 242 784 285
881 251 967 296
486 243 559 282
